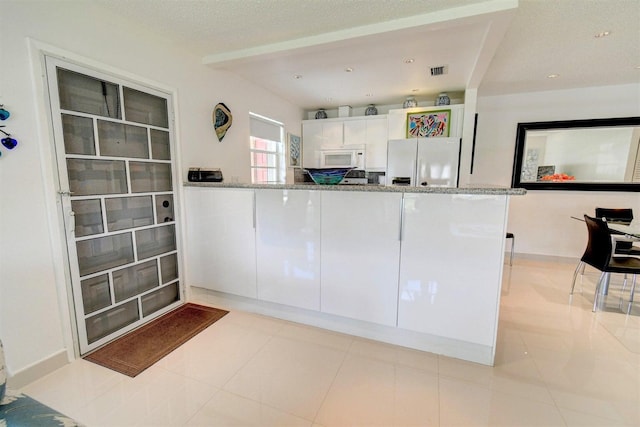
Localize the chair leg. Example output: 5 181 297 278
619 274 629 310
621 273 629 294
593 272 607 312
570 261 584 295
509 235 515 266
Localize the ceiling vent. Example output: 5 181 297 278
430 65 448 76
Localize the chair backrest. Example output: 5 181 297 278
594 207 633 223
581 215 613 270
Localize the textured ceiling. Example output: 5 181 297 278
93 0 640 109
94 0 487 56
481 0 640 95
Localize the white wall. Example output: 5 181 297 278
0 0 302 382
2 0 638 385
474 85 640 257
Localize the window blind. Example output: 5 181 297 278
250 114 282 142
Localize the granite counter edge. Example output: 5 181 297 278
183 182 527 195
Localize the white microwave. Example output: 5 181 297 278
318 148 365 169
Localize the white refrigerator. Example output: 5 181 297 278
386 137 461 187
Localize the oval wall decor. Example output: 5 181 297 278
213 103 232 142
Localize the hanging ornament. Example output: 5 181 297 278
0 126 17 150
0 105 10 121
213 103 232 142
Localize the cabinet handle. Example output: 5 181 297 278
252 191 256 229
58 190 74 197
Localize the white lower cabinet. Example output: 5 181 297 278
320 191 402 326
185 186 511 365
397 193 507 346
184 187 257 298
255 189 321 310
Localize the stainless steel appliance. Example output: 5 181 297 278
340 169 368 185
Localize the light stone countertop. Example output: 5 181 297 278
184 182 527 195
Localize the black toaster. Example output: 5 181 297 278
187 168 224 182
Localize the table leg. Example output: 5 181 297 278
600 272 610 295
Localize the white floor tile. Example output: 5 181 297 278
439 376 565 426
349 337 439 374
222 335 346 420
17 258 640 426
158 320 274 388
186 390 313 426
315 353 439 426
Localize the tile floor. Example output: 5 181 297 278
21 259 640 426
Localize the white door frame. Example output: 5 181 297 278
27 39 186 359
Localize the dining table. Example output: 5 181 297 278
608 220 640 239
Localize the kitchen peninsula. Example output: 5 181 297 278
183 183 525 365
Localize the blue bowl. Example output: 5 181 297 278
305 168 354 185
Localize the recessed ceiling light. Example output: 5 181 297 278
547 74 560 79
293 74 302 79
345 67 353 72
404 58 415 64
594 31 611 38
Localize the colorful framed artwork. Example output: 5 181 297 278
287 133 301 168
406 109 451 138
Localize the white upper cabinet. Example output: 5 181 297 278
320 191 402 326
342 119 366 146
302 116 388 169
363 116 388 170
183 187 257 298
321 121 344 148
302 120 342 167
255 189 321 310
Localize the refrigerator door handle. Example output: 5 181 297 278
413 156 420 187
399 196 405 241
415 157 423 187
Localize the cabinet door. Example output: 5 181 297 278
364 117 388 170
184 187 257 298
321 121 344 148
343 119 366 146
397 193 507 346
320 191 402 326
302 121 323 168
255 189 321 310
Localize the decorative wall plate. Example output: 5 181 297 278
213 103 232 142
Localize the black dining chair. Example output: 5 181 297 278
570 215 640 312
594 207 640 256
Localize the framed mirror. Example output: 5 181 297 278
511 117 640 191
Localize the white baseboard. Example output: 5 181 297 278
7 349 70 389
507 251 578 265
191 287 496 366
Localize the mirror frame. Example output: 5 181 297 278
511 117 640 192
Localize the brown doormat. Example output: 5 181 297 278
83 303 228 377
